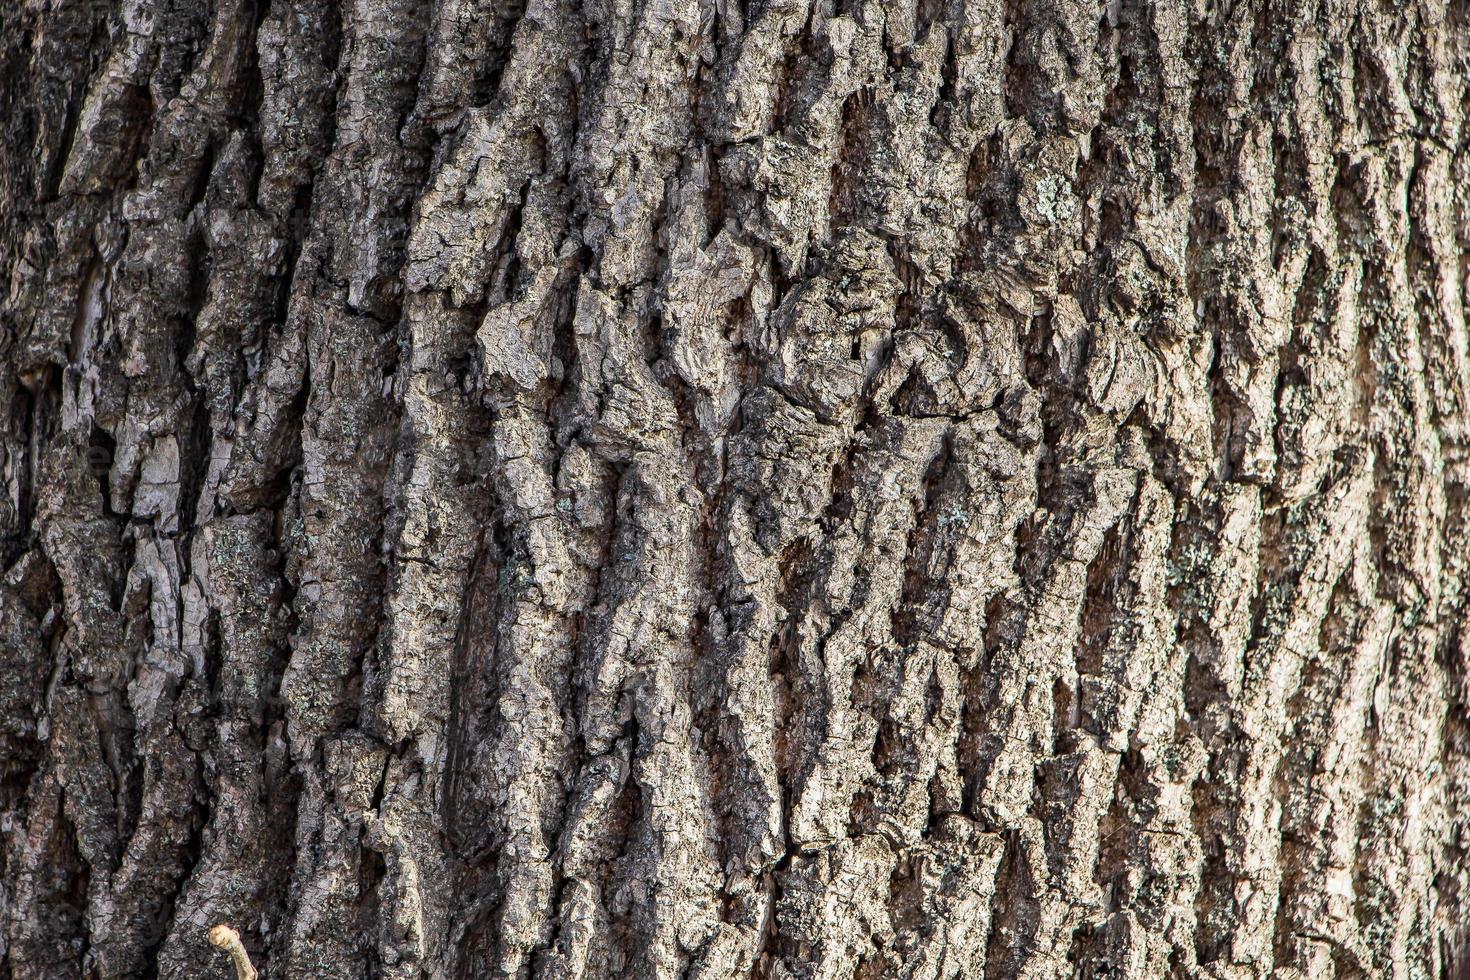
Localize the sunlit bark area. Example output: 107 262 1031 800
3 0 1470 977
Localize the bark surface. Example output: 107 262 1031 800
3 0 1470 978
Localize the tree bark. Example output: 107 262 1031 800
3 0 1470 977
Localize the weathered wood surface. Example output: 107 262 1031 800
2 0 1470 977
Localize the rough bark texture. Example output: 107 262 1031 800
3 0 1470 978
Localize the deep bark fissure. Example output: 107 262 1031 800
5 0 1470 978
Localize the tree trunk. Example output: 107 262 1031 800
3 0 1470 977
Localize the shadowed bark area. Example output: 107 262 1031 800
3 0 1470 977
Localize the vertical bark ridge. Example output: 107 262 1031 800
3 0 1470 978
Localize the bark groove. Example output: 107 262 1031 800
2 0 1470 978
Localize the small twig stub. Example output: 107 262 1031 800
208 924 258 980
